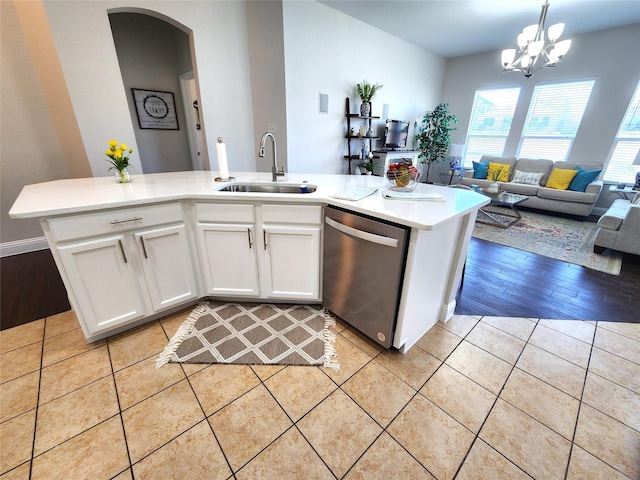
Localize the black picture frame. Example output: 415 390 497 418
132 88 179 130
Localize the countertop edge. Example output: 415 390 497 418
9 171 490 230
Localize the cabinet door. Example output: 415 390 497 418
135 224 199 312
262 225 321 300
196 223 260 297
58 235 146 335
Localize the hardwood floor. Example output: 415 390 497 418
456 237 640 322
1 250 70 330
1 239 639 331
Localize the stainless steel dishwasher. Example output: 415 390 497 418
323 205 410 348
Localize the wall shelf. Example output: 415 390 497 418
344 97 380 174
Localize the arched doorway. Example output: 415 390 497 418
108 11 208 173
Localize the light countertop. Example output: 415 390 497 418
9 171 489 230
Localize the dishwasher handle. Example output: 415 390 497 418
325 216 399 248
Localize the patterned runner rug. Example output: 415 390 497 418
156 302 339 370
472 207 623 275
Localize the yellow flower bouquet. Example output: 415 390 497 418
105 140 133 183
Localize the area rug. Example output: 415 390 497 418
156 302 339 370
472 207 623 275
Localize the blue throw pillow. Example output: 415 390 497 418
569 166 601 192
472 161 489 179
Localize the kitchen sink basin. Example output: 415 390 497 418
218 183 317 194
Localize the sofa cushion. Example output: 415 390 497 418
537 186 598 204
501 182 540 196
513 158 554 185
479 155 517 180
568 166 602 192
487 162 511 182
472 161 489 179
546 168 578 190
557 161 604 172
511 170 544 185
597 199 632 231
460 178 495 190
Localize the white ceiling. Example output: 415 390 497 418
318 0 640 58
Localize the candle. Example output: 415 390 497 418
216 137 229 180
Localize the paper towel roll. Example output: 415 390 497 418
216 138 229 180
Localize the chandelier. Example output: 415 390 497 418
501 1 572 78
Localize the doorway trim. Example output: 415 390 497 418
179 71 204 171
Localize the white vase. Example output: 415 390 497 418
487 182 499 193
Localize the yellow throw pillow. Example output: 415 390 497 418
487 162 511 182
546 168 579 190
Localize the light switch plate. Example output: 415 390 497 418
319 93 329 114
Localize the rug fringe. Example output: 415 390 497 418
322 308 340 371
156 302 209 368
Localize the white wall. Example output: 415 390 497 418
441 24 640 165
282 1 446 174
43 1 257 176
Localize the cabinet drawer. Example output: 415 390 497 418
48 203 184 243
262 204 322 225
196 203 255 223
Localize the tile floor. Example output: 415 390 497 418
1 309 639 479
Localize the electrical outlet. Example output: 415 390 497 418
267 123 277 133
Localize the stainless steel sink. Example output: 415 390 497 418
218 183 317 194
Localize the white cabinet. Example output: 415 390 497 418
196 223 260 297
195 203 260 297
261 225 321 299
58 235 147 335
195 202 322 301
135 224 200 311
372 150 420 177
49 203 200 339
261 204 322 301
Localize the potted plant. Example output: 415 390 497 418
356 80 383 117
359 161 374 175
414 103 458 183
105 139 134 183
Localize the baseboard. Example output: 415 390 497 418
1 237 48 257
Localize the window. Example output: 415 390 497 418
518 80 595 161
463 87 520 166
603 81 640 183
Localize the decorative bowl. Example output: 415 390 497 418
386 165 421 192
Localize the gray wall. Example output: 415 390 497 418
437 24 640 211
246 1 288 173
109 12 193 174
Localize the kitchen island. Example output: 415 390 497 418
10 171 489 352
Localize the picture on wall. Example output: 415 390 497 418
132 88 179 130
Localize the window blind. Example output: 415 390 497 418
463 87 520 166
518 80 595 161
603 81 640 183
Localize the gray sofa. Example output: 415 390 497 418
594 194 640 256
461 155 603 217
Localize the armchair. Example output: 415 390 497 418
593 193 640 256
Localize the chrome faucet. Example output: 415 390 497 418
259 132 285 182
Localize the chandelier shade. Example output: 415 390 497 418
501 1 571 78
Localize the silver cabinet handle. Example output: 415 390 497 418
263 230 268 250
110 217 143 225
140 237 148 259
247 228 253 249
118 239 128 263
